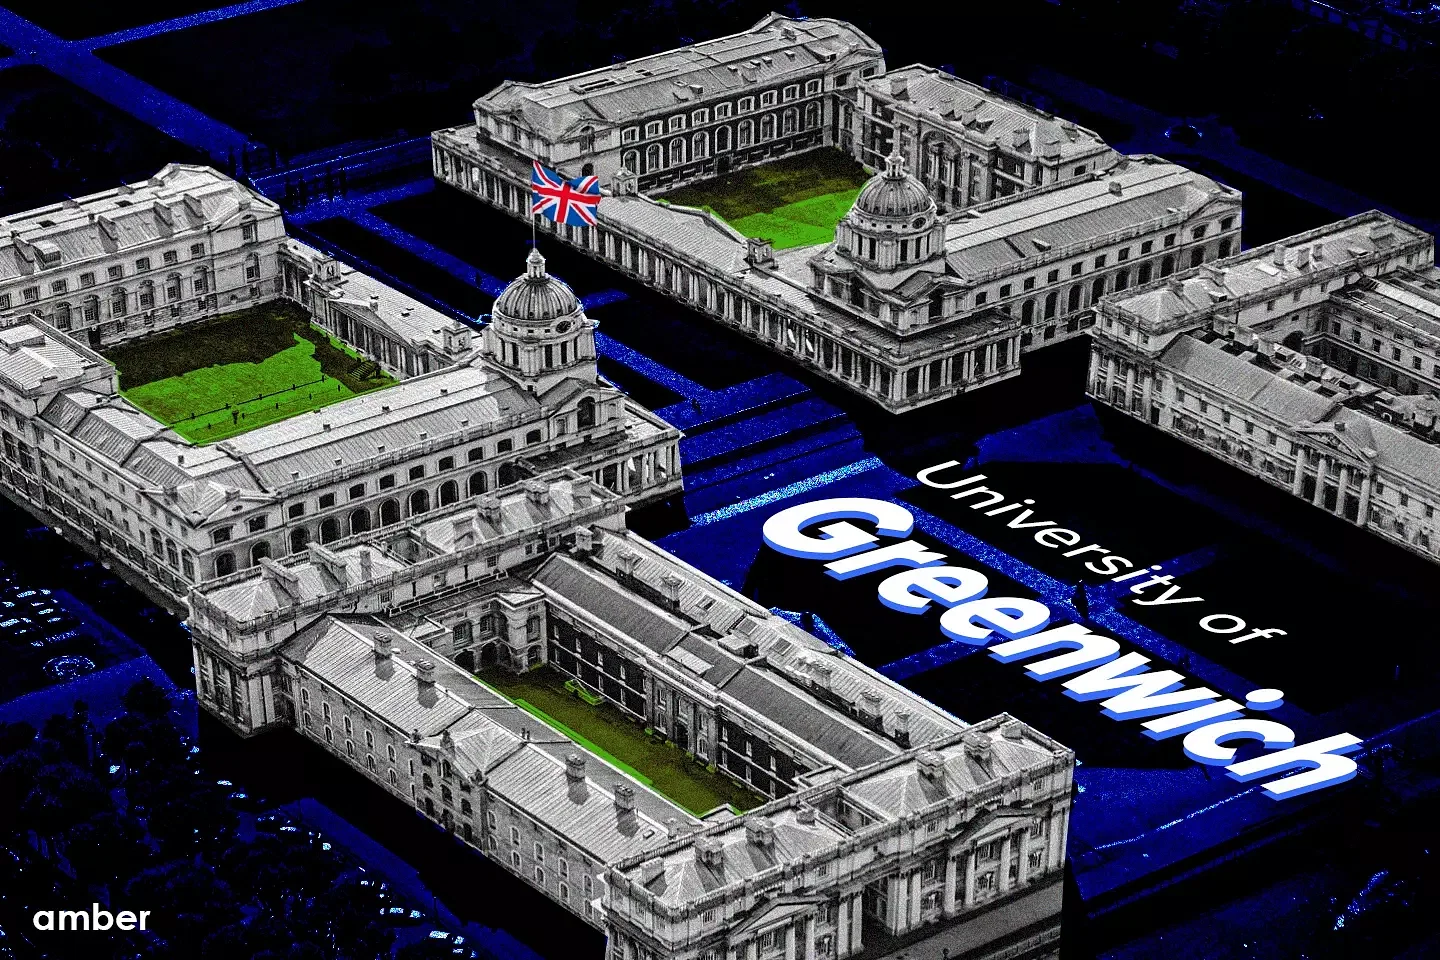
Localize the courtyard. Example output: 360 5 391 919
660 149 871 250
104 300 395 444
476 666 766 817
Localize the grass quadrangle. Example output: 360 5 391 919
105 301 395 443
660 149 870 250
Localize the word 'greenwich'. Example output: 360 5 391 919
760 495 1363 800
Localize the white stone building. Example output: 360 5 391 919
855 65 1119 209
0 164 286 348
1089 210 1440 564
473 15 885 194
434 16 1239 412
0 170 682 611
185 467 1074 960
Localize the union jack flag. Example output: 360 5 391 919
531 161 602 227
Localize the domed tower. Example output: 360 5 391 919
834 152 945 272
485 248 598 395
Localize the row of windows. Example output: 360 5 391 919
1 227 260 309
621 106 821 173
620 79 823 143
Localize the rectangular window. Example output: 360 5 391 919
349 483 365 499
135 257 151 272
108 265 123 281
715 103 732 119
318 493 336 508
408 465 425 481
248 515 268 533
621 127 638 143
190 243 205 257
379 475 396 490
782 85 798 101
80 272 95 287
739 97 755 113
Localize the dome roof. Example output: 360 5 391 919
494 249 580 323
853 152 933 220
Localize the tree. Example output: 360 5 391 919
125 862 241 957
121 677 174 720
0 720 36 756
41 702 94 768
19 762 110 849
63 810 152 888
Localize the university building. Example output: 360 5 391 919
185 466 1075 960
0 168 682 610
1089 210 1440 564
429 13 1238 414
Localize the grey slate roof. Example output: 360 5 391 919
476 15 880 141
532 553 692 654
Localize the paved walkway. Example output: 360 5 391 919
0 2 296 158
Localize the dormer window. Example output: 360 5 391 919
621 127 638 144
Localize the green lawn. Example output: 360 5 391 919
660 149 870 250
107 301 395 444
477 667 766 817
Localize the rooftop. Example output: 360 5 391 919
865 64 1113 163
475 15 881 142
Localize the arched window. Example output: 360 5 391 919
622 150 639 173
289 527 310 554
53 302 71 330
1021 300 1035 323
1189 246 1205 268
781 108 797 136
111 288 128 317
577 397 597 429
249 541 270 566
349 508 371 535
380 499 401 526
738 120 754 148
408 489 430 516
668 138 685 167
215 552 236 577
760 115 775 141
1044 291 1058 320
366 754 376 772
1160 255 1175 277
692 132 708 160
498 463 521 487
1091 277 1106 303
440 480 459 506
580 125 596 152
928 290 944 320
715 126 731 152
389 770 398 787
320 517 340 543
138 282 154 310
804 103 819 129
468 472 488 497
165 274 182 302
645 144 662 171
580 162 594 178
82 297 99 324
1068 285 1082 313
194 265 209 294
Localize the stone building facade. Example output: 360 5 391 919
0 164 286 347
855 65 1118 209
185 467 1074 960
1089 210 1440 564
472 15 885 194
434 15 1239 413
0 170 682 611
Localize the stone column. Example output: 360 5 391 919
999 832 1013 893
805 915 816 960
942 854 958 915
784 923 796 960
1018 831 1031 885
1311 456 1328 507
984 342 997 377
1359 472 1373 523
1124 364 1137 409
1142 371 1154 414
962 846 976 908
908 869 921 930
1291 448 1307 497
850 894 863 953
837 896 850 957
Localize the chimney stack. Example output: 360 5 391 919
368 295 380 312
666 817 680 838
1272 244 1286 267
574 526 594 554
1108 180 1123 196
613 783 636 814
658 572 683 607
916 749 946 782
745 816 775 849
795 806 817 825
1296 246 1310 269
565 753 586 783
477 496 503 525
373 636 392 659
524 478 550 507
1312 242 1325 263
694 836 725 867
414 660 437 688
